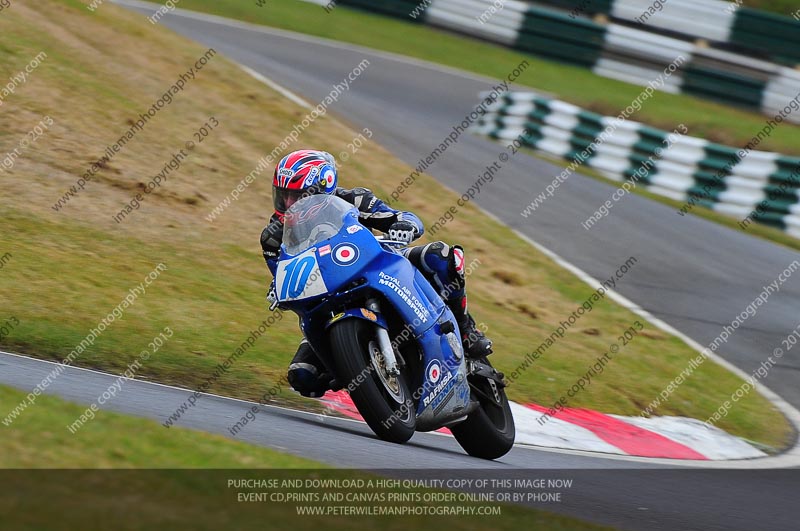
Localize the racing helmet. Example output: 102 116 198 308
272 149 338 219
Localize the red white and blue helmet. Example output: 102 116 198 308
272 149 338 219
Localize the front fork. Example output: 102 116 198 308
366 298 400 377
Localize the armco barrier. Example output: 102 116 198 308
334 0 800 122
473 91 800 236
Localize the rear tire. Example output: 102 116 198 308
451 358 515 459
329 319 416 443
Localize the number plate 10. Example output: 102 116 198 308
276 249 329 301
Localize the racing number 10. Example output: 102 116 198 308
280 256 315 299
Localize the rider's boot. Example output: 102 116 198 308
287 339 332 398
447 294 493 358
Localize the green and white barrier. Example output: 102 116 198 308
473 91 800 236
334 0 800 121
538 0 800 67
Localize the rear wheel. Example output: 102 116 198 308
451 358 515 459
329 319 416 443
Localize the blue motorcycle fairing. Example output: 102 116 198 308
272 195 470 429
276 209 443 340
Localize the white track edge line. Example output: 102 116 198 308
239 65 312 109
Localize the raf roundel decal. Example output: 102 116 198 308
332 243 359 266
427 361 441 384
323 168 336 189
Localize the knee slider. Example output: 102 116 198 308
449 245 466 279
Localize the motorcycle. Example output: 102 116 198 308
269 194 514 459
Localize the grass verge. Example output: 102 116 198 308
0 384 320 467
0 0 790 449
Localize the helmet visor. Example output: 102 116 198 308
273 182 328 214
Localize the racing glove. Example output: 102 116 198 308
387 220 417 245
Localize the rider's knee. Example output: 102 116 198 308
288 340 329 397
412 241 466 297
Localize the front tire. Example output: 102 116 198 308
451 358 515 459
329 319 416 443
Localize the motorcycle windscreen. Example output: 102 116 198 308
282 194 356 255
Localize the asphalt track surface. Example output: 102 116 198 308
120 1 800 410
1 350 797 531
2 2 799 530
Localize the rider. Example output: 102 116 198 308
261 149 492 397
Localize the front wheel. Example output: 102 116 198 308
451 358 515 459
329 319 416 443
